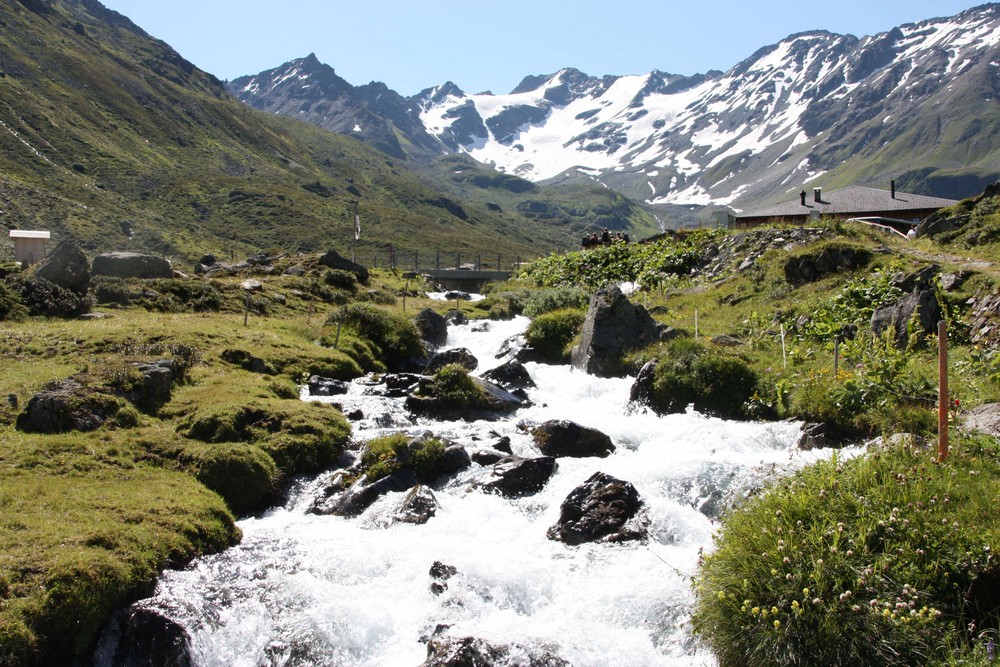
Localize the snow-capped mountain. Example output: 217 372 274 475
229 4 1000 210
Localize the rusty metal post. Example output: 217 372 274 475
938 320 949 462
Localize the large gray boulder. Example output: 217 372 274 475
571 285 659 377
870 289 941 348
33 240 90 293
92 252 173 279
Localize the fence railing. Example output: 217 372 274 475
356 249 525 273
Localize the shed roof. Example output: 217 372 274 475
736 186 958 220
8 230 50 239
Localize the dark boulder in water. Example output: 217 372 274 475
547 472 648 545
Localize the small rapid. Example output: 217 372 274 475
98 315 850 666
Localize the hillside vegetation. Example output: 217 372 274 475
0 0 658 266
2 186 1000 662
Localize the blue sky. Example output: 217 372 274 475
99 0 981 96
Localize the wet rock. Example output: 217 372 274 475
531 420 615 458
493 435 513 454
111 605 193 667
439 445 473 477
444 291 471 301
34 240 90 293
870 289 941 348
796 421 853 450
571 285 659 377
480 456 557 498
426 348 479 373
546 472 647 545
422 636 569 667
394 485 439 525
307 375 349 396
414 308 448 347
429 560 457 596
444 309 468 325
406 376 521 419
346 409 364 421
320 468 421 517
92 252 173 279
471 449 508 466
481 359 535 389
629 360 657 407
380 373 424 397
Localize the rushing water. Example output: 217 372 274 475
98 315 849 666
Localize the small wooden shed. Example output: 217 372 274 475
9 230 50 265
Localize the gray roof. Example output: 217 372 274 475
736 185 958 219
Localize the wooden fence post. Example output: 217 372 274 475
938 320 949 462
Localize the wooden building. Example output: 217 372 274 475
9 230 50 265
734 183 958 233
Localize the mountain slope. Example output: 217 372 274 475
0 0 656 264
230 4 1000 213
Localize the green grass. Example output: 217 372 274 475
693 434 1000 666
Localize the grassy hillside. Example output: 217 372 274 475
0 0 658 266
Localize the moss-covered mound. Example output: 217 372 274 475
524 308 585 362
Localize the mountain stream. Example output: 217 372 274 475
98 315 850 666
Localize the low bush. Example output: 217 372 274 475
694 436 1000 666
324 303 424 371
646 338 759 419
522 287 590 317
0 280 28 320
360 433 447 483
413 364 488 410
524 308 586 362
5 275 92 317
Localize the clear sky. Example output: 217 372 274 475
98 0 982 96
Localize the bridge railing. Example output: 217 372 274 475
358 249 525 273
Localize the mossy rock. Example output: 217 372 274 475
179 399 350 476
190 443 278 515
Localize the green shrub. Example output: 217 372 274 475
325 303 423 371
190 443 278 515
787 330 937 437
522 287 590 317
0 280 28 320
524 308 586 362
414 364 488 410
322 269 358 293
360 433 447 483
6 275 92 317
693 436 1000 666
648 338 758 419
